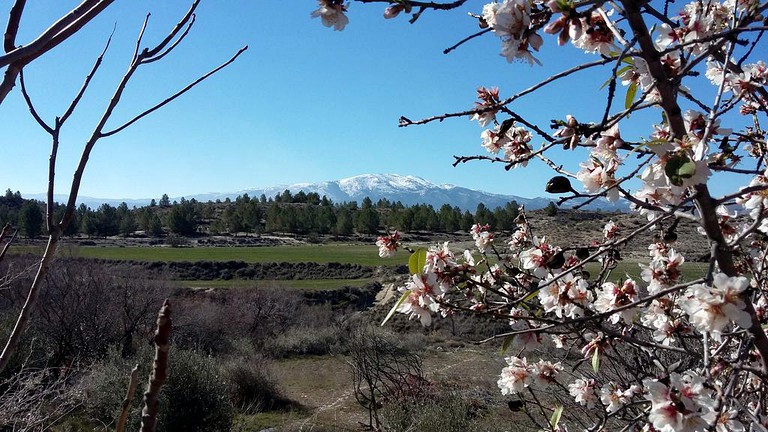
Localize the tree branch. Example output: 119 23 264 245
4 0 26 53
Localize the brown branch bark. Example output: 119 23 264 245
140 300 171 432
4 0 26 52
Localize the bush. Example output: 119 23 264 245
380 387 497 432
164 234 190 248
80 348 234 432
222 357 289 414
79 347 148 429
262 326 338 358
157 350 234 432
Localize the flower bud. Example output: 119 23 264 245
384 4 404 19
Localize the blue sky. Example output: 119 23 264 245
0 1 749 201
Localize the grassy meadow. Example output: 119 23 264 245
13 242 710 287
15 243 410 267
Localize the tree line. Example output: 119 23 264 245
0 188 528 238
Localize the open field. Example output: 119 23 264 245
13 244 411 267
14 243 711 285
179 278 375 290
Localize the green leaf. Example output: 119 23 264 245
408 248 428 275
592 348 600 373
381 290 411 326
599 76 612 90
550 405 564 429
501 334 515 354
600 66 632 90
621 56 635 66
625 82 638 109
521 288 540 304
664 153 697 186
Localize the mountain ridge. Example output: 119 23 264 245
26 173 629 212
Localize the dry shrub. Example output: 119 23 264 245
222 356 291 414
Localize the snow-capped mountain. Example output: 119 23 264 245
200 174 628 212
31 174 629 211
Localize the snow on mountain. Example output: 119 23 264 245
30 174 629 212
233 174 628 212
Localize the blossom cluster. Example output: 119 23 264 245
312 0 768 429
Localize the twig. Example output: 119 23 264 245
443 28 492 54
102 46 248 138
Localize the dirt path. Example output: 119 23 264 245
272 348 504 431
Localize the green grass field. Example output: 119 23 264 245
14 244 710 285
15 244 410 267
584 261 708 282
178 278 374 290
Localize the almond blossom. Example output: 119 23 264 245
538 272 593 319
470 223 494 252
569 378 598 409
576 156 620 201
482 0 542 65
678 273 752 340
531 359 562 386
640 245 685 294
375 231 401 257
519 237 560 278
593 279 639 324
602 220 619 239
570 12 616 55
310 0 349 31
498 355 532 394
480 122 533 166
470 86 501 127
396 273 446 326
600 382 640 414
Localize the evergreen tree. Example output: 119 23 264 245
167 201 198 235
95 203 119 237
355 206 380 234
334 207 354 236
544 202 559 217
18 201 43 238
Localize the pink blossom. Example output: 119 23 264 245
497 356 532 394
376 231 401 257
679 273 752 340
603 220 620 239
470 223 494 252
569 378 598 408
531 359 562 386
311 0 349 31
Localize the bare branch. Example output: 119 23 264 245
443 28 492 54
354 0 469 11
142 0 199 59
61 28 113 125
140 14 196 65
102 46 248 138
398 57 613 127
18 69 52 133
4 0 26 52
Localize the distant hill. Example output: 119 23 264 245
28 173 630 212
